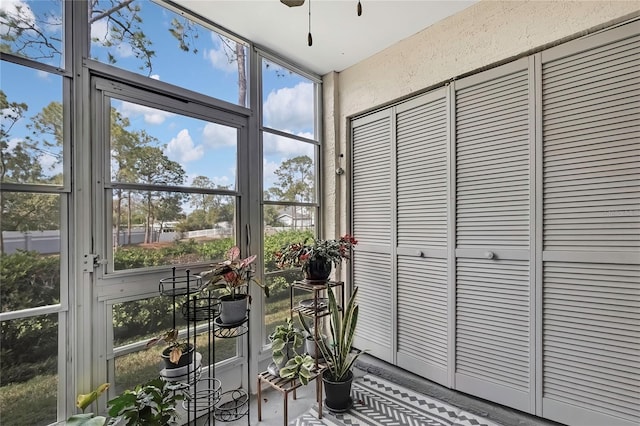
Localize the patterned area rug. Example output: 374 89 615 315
291 375 501 426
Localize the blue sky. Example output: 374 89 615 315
1 0 316 195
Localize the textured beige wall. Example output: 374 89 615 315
322 0 639 242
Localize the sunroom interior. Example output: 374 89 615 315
0 1 638 426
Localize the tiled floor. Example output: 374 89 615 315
206 354 564 426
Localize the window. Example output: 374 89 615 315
0 59 68 425
105 98 239 272
261 57 320 343
0 0 65 69
89 0 249 107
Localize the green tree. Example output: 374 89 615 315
130 146 185 243
264 204 283 227
267 155 314 230
268 155 314 203
0 93 63 252
25 101 63 179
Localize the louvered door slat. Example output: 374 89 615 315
352 250 392 362
351 111 393 363
543 33 640 252
397 257 448 369
394 91 449 386
397 96 448 249
454 61 532 412
542 31 640 426
543 261 640 422
456 258 530 387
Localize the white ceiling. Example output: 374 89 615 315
174 0 478 75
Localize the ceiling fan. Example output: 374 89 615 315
280 0 363 46
280 0 305 6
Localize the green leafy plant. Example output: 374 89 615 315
299 287 364 381
145 329 190 365
279 354 315 385
201 246 269 299
270 317 304 366
274 234 358 270
106 377 185 425
66 383 110 425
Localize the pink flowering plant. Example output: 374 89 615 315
274 234 358 270
201 246 269 299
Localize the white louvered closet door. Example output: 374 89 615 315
351 110 394 362
454 58 534 413
540 25 640 426
395 89 450 386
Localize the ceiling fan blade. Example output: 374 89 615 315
281 0 305 7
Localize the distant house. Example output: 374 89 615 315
275 206 314 229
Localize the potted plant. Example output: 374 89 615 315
275 234 358 281
305 330 327 360
145 329 194 369
300 287 364 412
201 246 269 324
66 383 110 425
269 317 304 376
106 377 185 425
279 354 315 385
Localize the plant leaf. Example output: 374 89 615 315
66 413 107 426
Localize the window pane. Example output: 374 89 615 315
1 61 64 185
110 100 237 191
263 210 315 273
113 297 236 395
1 192 61 311
0 0 64 68
262 59 315 136
263 134 315 203
264 270 304 344
0 314 58 426
263 219 315 343
112 191 235 271
90 1 248 106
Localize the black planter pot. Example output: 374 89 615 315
323 370 354 412
303 258 332 282
161 343 194 369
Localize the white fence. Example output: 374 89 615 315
2 228 236 255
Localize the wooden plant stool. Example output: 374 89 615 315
257 368 324 426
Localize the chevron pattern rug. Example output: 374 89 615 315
291 375 501 426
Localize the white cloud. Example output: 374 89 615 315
263 132 315 158
202 123 236 148
5 137 21 151
90 18 133 58
119 101 173 125
0 0 36 38
205 36 238 73
263 159 280 189
44 13 62 34
114 42 134 58
150 74 161 80
165 129 204 163
37 70 50 79
91 19 108 43
212 175 231 187
39 152 62 176
263 82 314 133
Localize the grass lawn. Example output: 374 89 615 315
0 374 58 426
0 291 302 425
